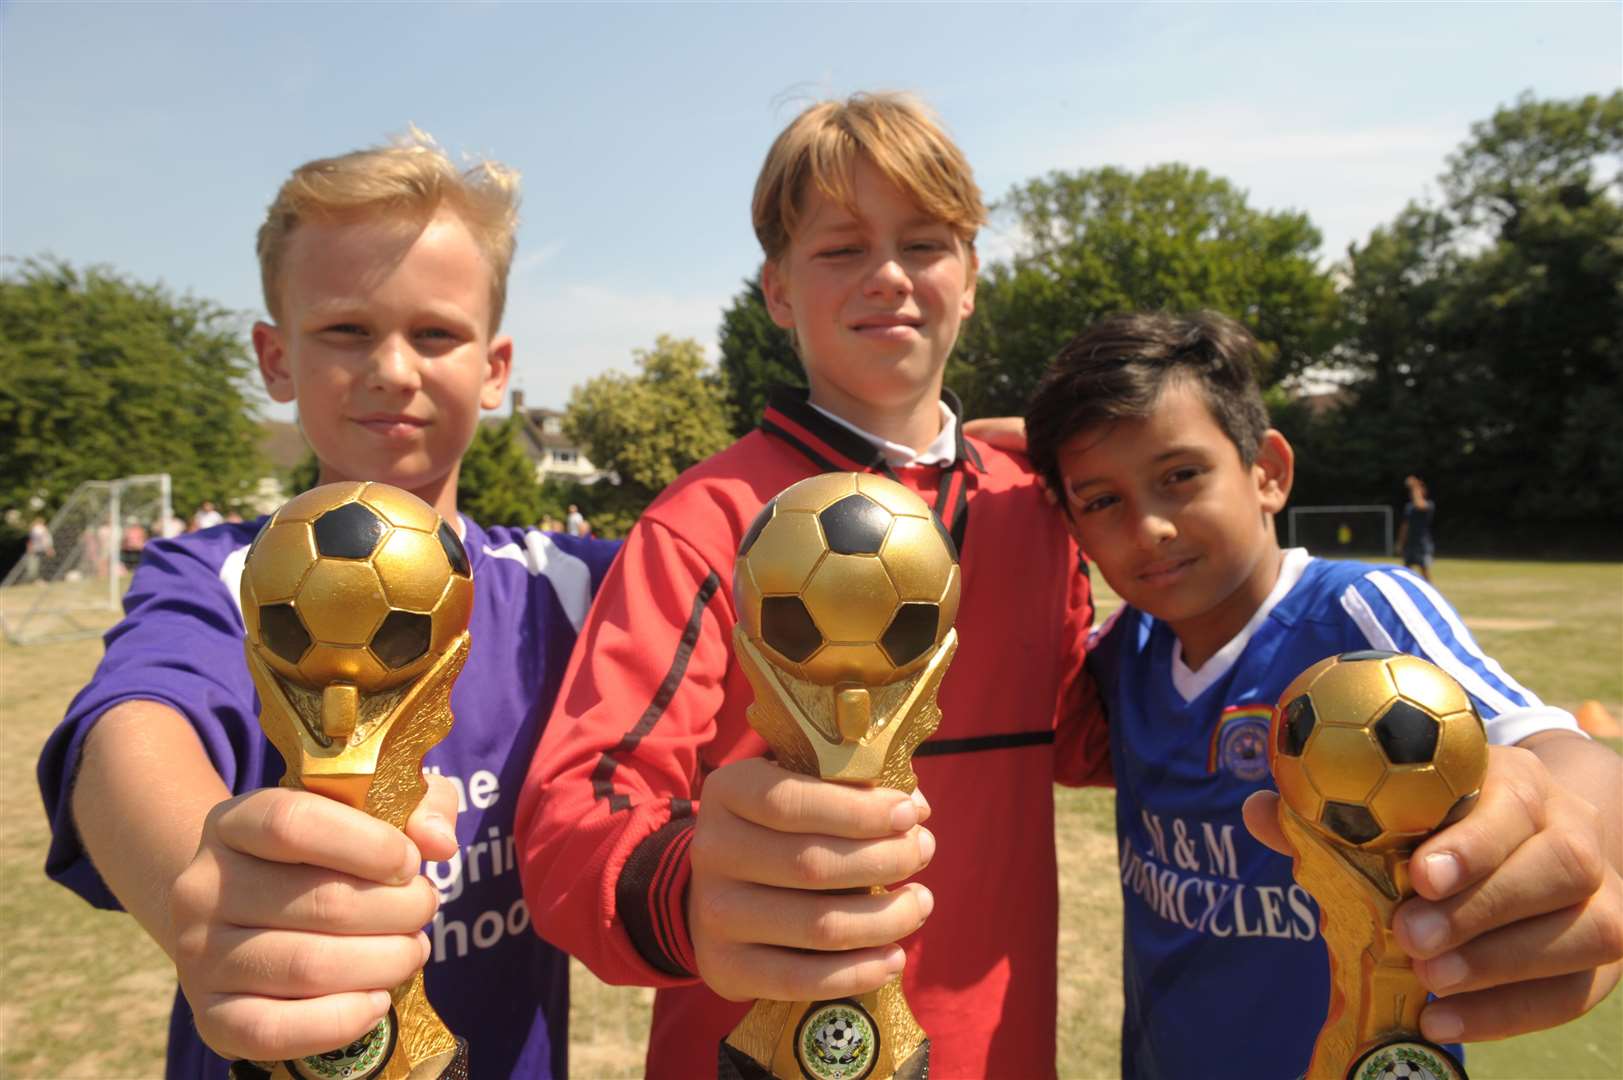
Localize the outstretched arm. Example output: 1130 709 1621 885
75 701 459 1061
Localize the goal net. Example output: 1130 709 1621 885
1 474 172 645
1285 505 1393 560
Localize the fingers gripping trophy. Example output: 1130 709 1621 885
1268 651 1489 1080
232 482 474 1080
720 473 961 1080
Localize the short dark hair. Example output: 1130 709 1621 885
1025 311 1271 504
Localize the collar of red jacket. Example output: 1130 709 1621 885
758 386 987 479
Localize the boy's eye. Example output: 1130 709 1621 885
816 246 860 259
1066 486 1117 515
1165 466 1205 486
321 323 368 337
1080 494 1119 514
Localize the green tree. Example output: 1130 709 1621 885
0 257 265 521
1437 91 1623 520
1294 203 1462 505
1323 91 1623 534
457 414 546 526
716 275 803 437
952 164 1338 417
564 335 734 531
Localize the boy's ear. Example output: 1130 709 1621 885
1254 429 1294 513
760 260 798 331
252 321 296 404
960 245 979 321
480 334 514 410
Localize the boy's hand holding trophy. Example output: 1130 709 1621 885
233 482 474 1080
1269 650 1488 1080
720 473 960 1080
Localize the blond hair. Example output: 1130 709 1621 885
257 129 520 330
751 92 986 263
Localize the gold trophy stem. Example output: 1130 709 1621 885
238 635 470 1080
719 628 953 1080
1281 805 1454 1080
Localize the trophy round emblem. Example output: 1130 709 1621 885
794 999 879 1080
1350 1037 1466 1080
288 1011 397 1080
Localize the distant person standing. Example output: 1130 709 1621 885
564 503 586 536
190 501 223 531
1395 473 1435 580
118 517 147 574
24 516 55 581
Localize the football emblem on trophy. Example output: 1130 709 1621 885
240 481 473 693
732 473 959 686
1269 650 1488 851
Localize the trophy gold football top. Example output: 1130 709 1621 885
721 472 960 1080
236 481 473 1080
1268 650 1489 1080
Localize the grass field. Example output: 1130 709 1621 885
2 557 1619 1078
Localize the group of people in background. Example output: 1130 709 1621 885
14 501 244 584
537 503 591 538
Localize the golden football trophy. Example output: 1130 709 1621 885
230 482 474 1080
1268 650 1489 1080
719 472 961 1080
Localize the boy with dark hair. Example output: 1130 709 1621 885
518 92 1107 1078
37 133 619 1079
1023 310 1621 1079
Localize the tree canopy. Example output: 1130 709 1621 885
1308 91 1623 536
457 414 547 527
951 164 1339 417
0 258 266 522
564 335 734 533
716 275 803 437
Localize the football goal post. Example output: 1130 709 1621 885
1 473 172 645
1285 505 1393 560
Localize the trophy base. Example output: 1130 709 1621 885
718 1035 929 1080
1344 1037 1465 1080
231 1035 470 1080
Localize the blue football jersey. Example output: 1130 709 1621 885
1088 549 1577 1080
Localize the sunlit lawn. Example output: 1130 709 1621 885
3 557 1619 1077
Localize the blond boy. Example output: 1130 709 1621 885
39 135 619 1078
517 93 1108 1078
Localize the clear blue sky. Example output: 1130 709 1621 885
4 2 1619 419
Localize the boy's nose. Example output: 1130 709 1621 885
1135 512 1178 548
367 337 423 392
863 257 911 298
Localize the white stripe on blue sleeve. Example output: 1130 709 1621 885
1343 571 1580 745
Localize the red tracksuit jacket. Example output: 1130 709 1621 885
516 388 1109 1078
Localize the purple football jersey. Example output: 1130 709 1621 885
38 516 619 1079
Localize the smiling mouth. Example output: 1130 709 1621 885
851 323 923 342
1137 556 1197 584
353 415 428 435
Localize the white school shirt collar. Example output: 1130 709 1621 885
806 400 959 468
1169 547 1313 703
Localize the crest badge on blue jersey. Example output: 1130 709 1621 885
1207 705 1272 782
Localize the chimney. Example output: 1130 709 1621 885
512 389 525 416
